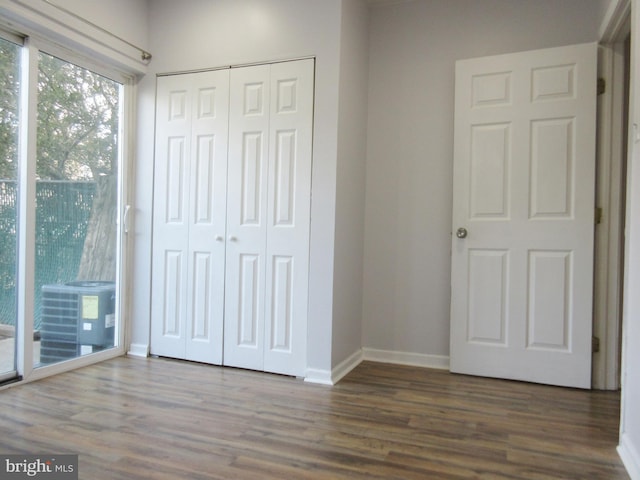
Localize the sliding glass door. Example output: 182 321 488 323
0 33 128 383
0 36 21 381
33 52 122 367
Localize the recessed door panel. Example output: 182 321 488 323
472 72 512 107
530 118 574 218
274 130 296 226
470 124 510 219
270 256 293 352
190 252 212 340
238 254 260 346
222 251 264 370
244 83 265 116
531 64 576 102
194 135 215 225
198 87 217 118
241 132 264 225
169 90 187 121
467 250 508 345
527 251 571 351
163 251 183 337
166 137 186 223
277 79 298 113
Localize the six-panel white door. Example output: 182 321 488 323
150 70 229 364
450 43 597 388
224 60 313 377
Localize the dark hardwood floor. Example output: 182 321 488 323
0 357 629 479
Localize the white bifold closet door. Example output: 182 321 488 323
224 61 313 376
150 59 313 377
150 69 229 365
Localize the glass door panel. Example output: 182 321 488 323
34 52 122 367
0 37 21 380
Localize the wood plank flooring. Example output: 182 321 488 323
0 357 628 479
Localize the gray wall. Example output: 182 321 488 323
331 0 370 368
363 0 604 359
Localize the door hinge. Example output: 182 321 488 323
592 336 601 353
595 207 603 225
597 77 606 95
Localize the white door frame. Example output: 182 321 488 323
593 0 631 390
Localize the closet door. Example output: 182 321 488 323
150 70 229 364
263 60 314 376
224 59 314 376
224 65 270 371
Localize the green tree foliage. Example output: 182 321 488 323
0 45 120 181
37 52 119 181
0 39 20 180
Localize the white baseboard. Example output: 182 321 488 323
331 349 364 384
305 349 364 386
304 348 449 385
127 343 149 358
303 368 333 386
362 347 449 370
619 433 640 480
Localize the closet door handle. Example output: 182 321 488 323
228 236 238 242
215 235 224 242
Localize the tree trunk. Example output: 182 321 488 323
76 175 117 281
